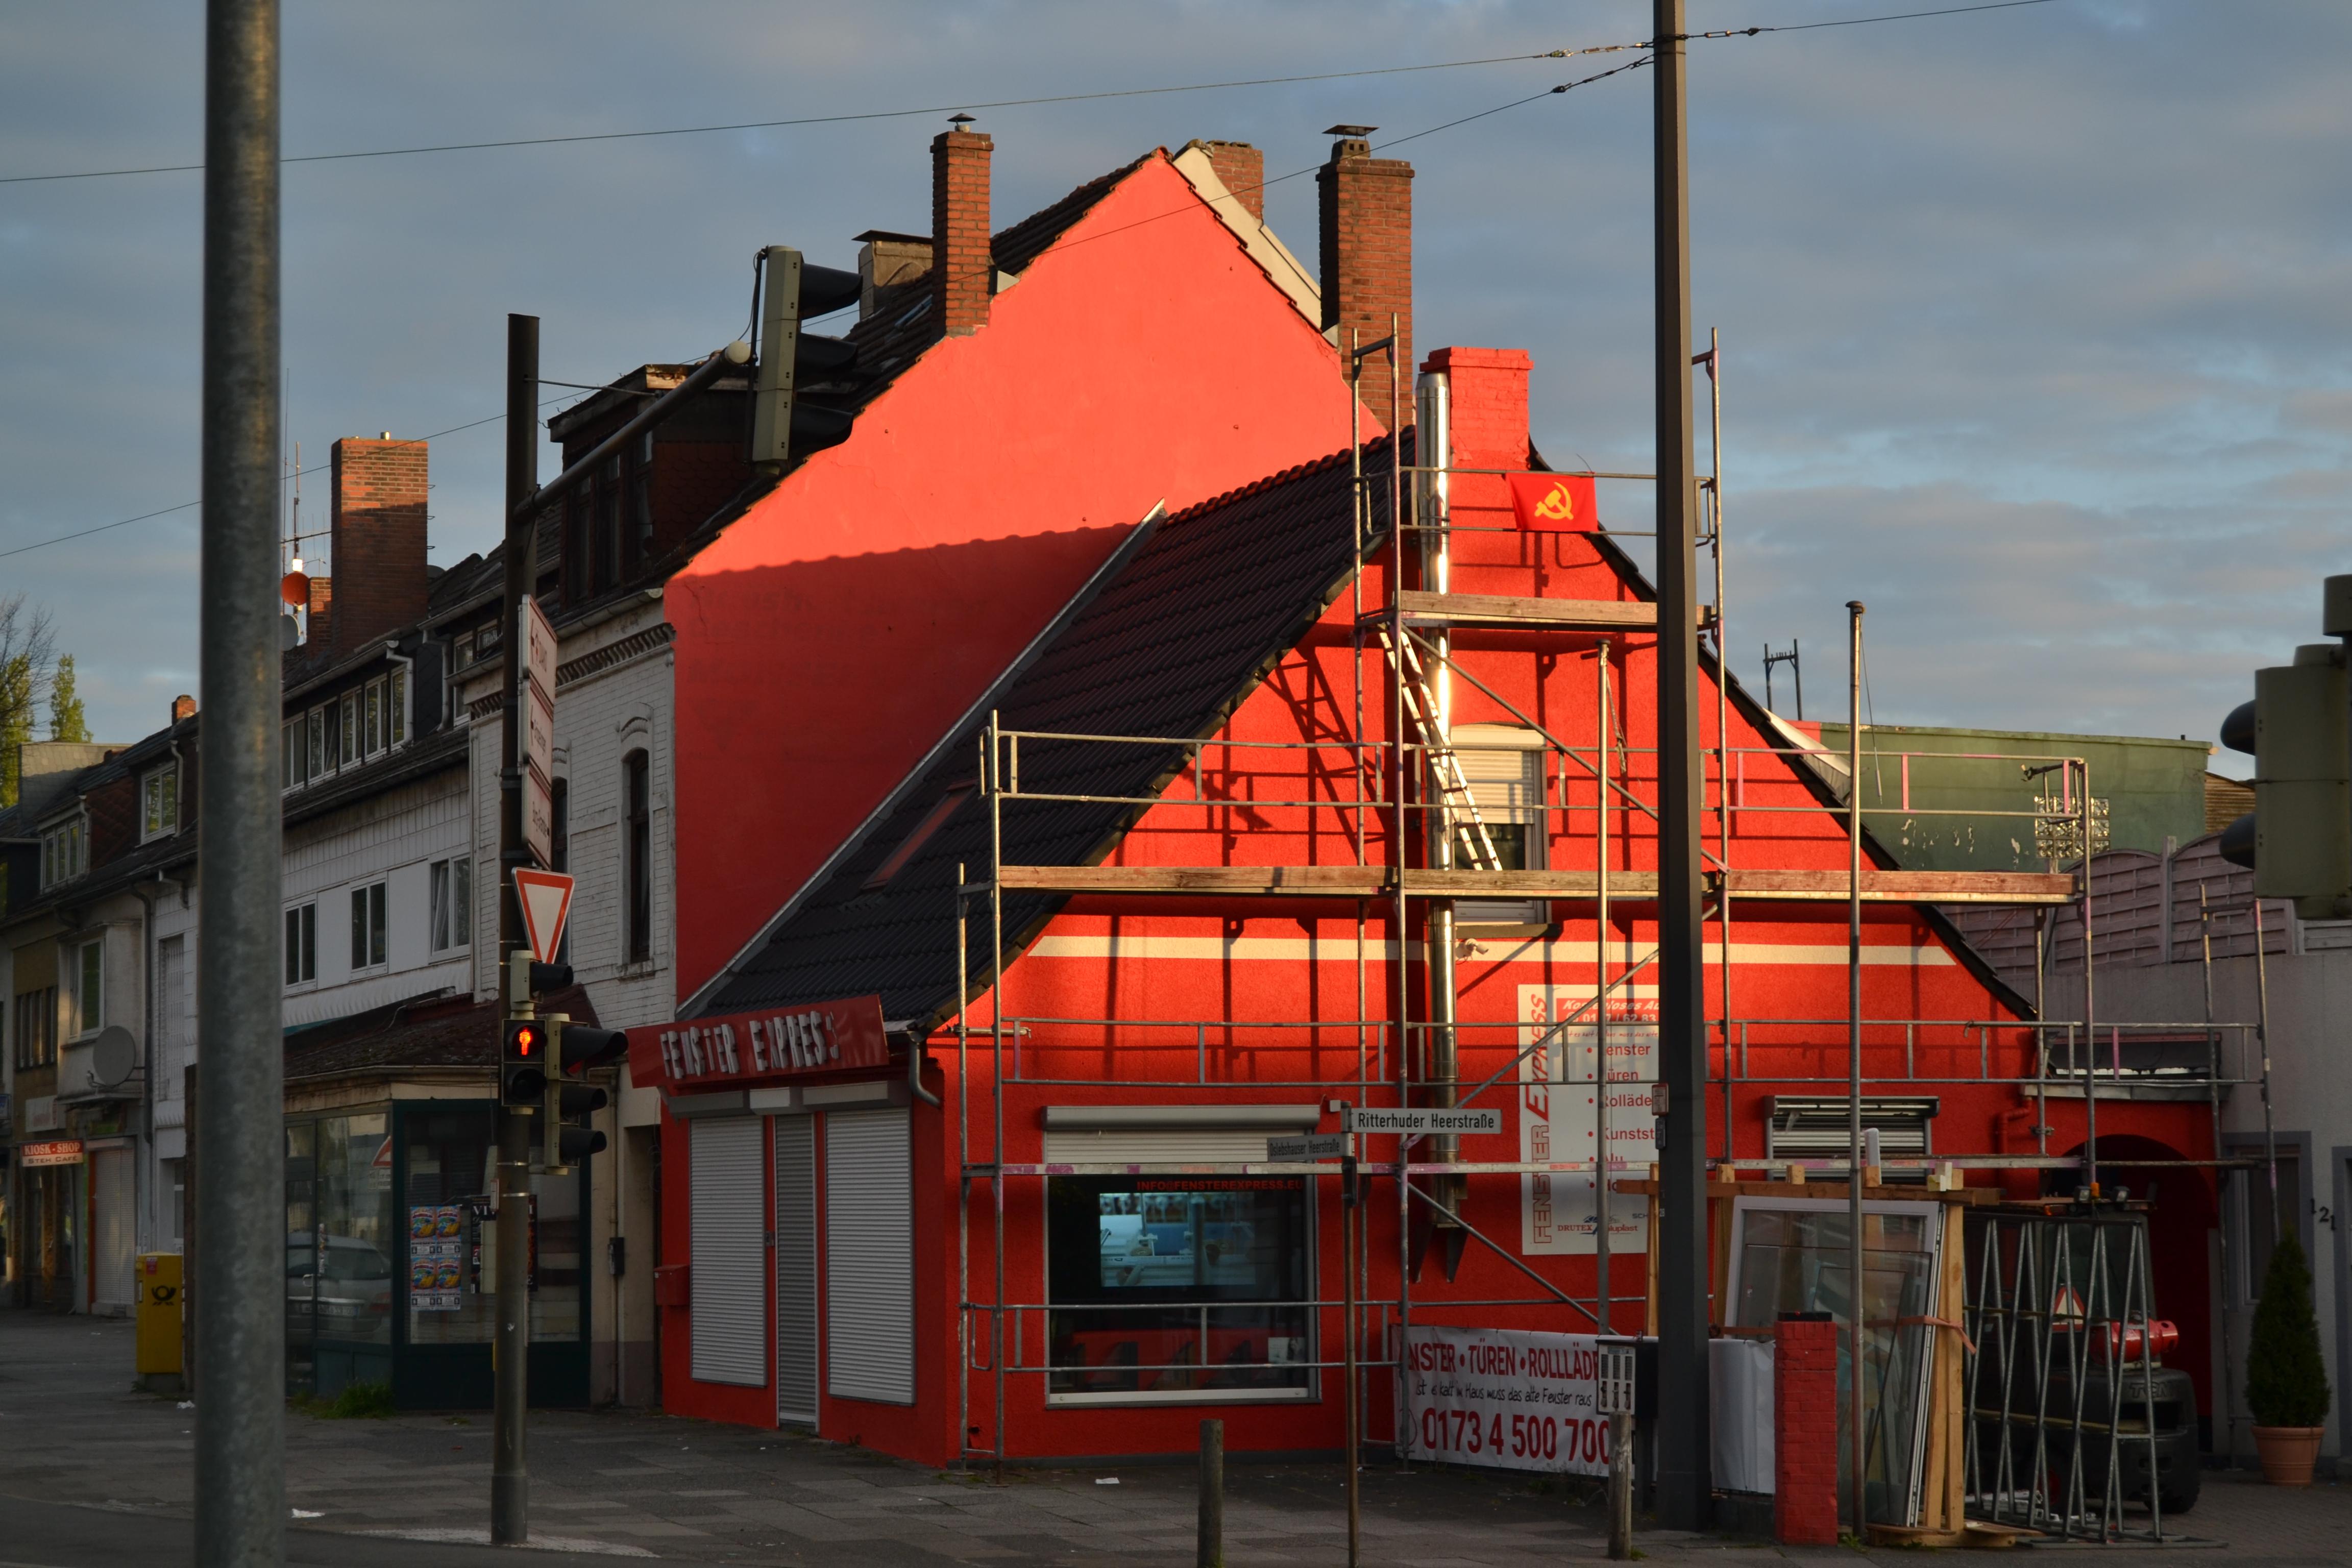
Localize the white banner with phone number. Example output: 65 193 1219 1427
1400 1325 1621 1475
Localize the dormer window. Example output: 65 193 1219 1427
142 763 180 841
339 690 360 767
39 816 87 889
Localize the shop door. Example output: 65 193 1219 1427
824 1107 912 1405
775 1115 818 1425
689 1116 767 1387
91 1146 135 1310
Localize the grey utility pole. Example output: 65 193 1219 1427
195 1 285 1564
1651 0 1713 1531
493 313 540 1544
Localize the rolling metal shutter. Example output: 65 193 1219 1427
774 1115 818 1425
1766 1096 1939 1165
690 1116 767 1387
91 1146 136 1309
824 1107 914 1405
1041 1103 1321 1164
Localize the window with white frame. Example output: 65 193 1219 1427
307 705 327 778
339 691 361 767
283 719 301 789
429 857 472 952
1451 723 1550 925
142 763 179 841
65 936 103 1039
284 902 317 986
388 667 408 747
39 816 88 888
350 881 388 970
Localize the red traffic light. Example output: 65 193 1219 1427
512 1023 540 1058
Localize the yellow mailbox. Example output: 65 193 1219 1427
136 1252 184 1377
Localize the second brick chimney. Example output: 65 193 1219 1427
1197 139 1265 223
329 436 429 654
1316 128 1414 424
933 120 994 337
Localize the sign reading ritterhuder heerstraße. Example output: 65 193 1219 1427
627 996 889 1092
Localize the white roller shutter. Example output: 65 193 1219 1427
1044 1128 1300 1164
690 1116 767 1387
824 1107 913 1405
92 1147 136 1309
1453 724 1547 923
774 1115 818 1424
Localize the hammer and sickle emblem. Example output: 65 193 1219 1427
1533 482 1577 523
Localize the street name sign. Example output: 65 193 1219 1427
1265 1133 1349 1162
1343 1106 1502 1136
512 868 575 965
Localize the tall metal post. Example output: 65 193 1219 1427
1650 0 1712 1529
493 313 540 1545
1845 601 1867 1541
195 1 284 1561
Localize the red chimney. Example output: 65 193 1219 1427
932 121 994 337
1317 127 1413 425
1420 347 1533 536
1197 139 1265 223
170 694 197 724
306 576 334 650
328 437 429 653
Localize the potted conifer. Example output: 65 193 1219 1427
2246 1229 2331 1485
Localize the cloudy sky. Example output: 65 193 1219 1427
2 1 2345 769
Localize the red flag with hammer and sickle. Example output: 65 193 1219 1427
1508 472 1599 533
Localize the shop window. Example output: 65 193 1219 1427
1045 1174 1312 1403
142 763 179 841
428 858 472 953
11 986 58 1070
284 1112 395 1401
350 880 388 971
284 902 318 986
400 1102 583 1354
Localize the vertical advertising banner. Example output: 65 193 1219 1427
1517 985 1657 1255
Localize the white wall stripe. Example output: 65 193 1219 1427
1024 935 1955 967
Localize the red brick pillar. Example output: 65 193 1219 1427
1775 1315 1841 1545
932 123 993 337
1316 131 1412 424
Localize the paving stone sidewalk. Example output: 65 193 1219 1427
3 1311 2347 1565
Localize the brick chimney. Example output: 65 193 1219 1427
1420 347 1533 535
1197 140 1265 223
932 120 994 337
306 576 334 650
328 436 429 653
170 694 197 724
855 229 934 321
1316 127 1413 424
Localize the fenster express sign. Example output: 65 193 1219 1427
629 996 888 1091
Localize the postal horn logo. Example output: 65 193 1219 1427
1532 481 1577 523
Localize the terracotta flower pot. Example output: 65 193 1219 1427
2252 1425 2325 1486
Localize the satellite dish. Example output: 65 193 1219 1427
90 1024 138 1088
280 613 301 651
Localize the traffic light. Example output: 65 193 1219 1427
750 244 859 473
501 1018 549 1107
2218 575 2352 920
541 1016 627 1171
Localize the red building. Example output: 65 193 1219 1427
636 343 2216 1465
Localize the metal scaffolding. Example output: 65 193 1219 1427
942 332 2271 1539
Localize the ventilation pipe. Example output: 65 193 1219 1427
1417 368 1464 1273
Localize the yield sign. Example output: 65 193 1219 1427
513 869 575 965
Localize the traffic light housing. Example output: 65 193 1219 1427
541 1016 625 1171
750 244 859 473
2219 574 2352 920
501 1018 549 1107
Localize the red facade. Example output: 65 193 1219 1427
650 334 2214 1464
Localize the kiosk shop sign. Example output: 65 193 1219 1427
1402 1325 1621 1476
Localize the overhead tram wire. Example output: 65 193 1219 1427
1 0 2058 189
0 389 594 563
2 0 2062 562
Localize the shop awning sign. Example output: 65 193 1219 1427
20 1139 85 1167
629 995 889 1092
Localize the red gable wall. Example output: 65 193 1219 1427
669 153 1371 999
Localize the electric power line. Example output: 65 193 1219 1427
0 0 2058 189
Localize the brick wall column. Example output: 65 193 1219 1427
932 124 994 337
1317 132 1413 425
328 436 429 653
1198 139 1264 223
1775 1316 1842 1545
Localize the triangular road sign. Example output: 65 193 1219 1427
513 869 576 965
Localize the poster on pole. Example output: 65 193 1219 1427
1400 1325 1620 1475
1517 985 1657 1256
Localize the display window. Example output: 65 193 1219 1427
1045 1173 1312 1404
